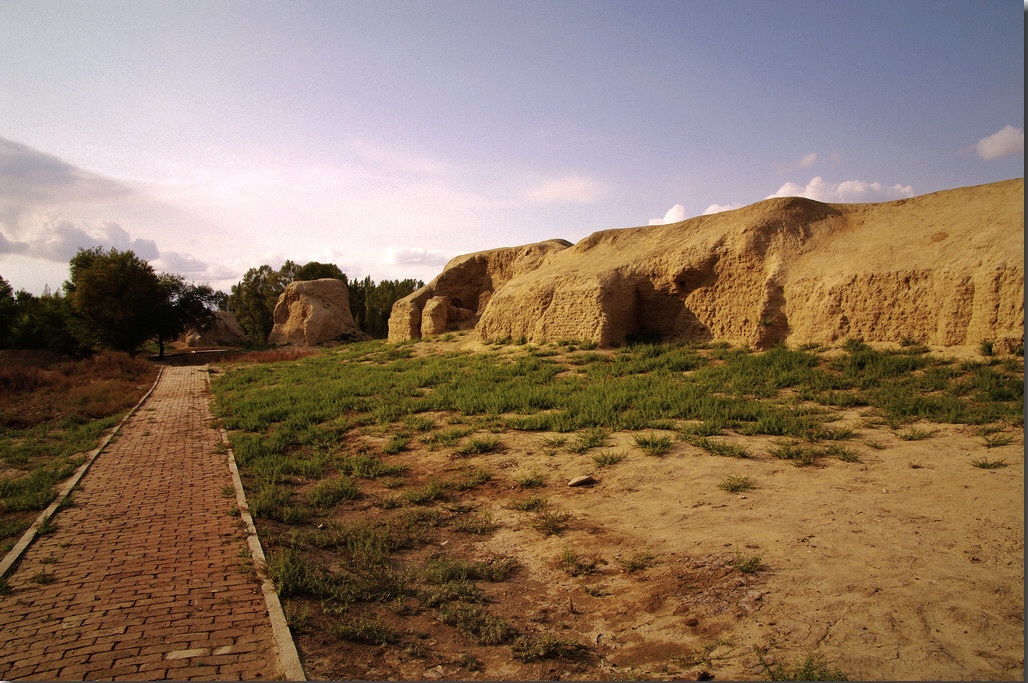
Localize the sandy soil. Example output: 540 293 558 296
288 394 1023 680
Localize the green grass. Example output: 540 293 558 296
402 477 448 505
718 473 755 492
329 616 397 645
508 496 548 512
687 436 750 458
569 427 610 453
306 476 361 510
454 435 500 457
203 338 1022 675
513 470 546 488
510 634 588 662
439 602 516 645
616 550 656 573
634 433 673 456
533 509 573 536
452 508 496 534
767 440 819 467
729 551 763 574
592 450 626 467
757 650 847 681
970 456 1008 469
981 432 1014 448
895 426 938 441
558 547 604 576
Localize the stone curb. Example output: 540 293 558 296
0 366 165 580
208 367 308 682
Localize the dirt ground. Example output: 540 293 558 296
285 396 1023 681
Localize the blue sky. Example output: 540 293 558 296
1 0 1023 295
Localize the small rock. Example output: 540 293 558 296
568 474 596 487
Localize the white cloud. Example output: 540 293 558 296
774 152 818 173
648 203 688 225
153 251 222 278
702 203 742 215
3 216 161 263
525 174 604 204
767 176 914 203
384 246 449 267
975 125 1024 160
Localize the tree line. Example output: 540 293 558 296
227 260 422 342
0 248 423 357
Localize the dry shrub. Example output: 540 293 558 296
0 365 46 395
1 351 158 428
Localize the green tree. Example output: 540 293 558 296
6 288 82 354
295 261 345 281
227 264 286 343
65 247 164 355
226 260 422 342
152 274 220 358
0 276 15 347
348 277 423 339
63 247 217 356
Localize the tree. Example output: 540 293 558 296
0 276 14 347
64 247 217 356
295 261 345 281
226 260 423 342
65 247 164 355
5 288 82 354
227 264 286 343
347 277 423 339
151 274 219 359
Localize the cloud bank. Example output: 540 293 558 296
648 203 688 225
975 125 1024 160
384 246 449 268
767 176 914 203
0 136 220 285
702 203 743 215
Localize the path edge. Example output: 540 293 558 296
0 366 165 579
207 366 307 682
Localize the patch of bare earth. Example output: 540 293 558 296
282 410 1023 681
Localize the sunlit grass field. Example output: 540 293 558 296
206 335 1022 674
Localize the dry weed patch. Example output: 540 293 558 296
0 351 158 551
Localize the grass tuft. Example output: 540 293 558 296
718 473 755 492
634 433 673 456
970 456 1008 469
592 450 626 467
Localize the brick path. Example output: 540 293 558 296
0 366 300 681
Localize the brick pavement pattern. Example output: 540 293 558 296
0 366 286 681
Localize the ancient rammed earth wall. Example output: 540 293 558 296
390 179 1024 350
388 240 571 341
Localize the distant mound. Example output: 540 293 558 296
390 179 1024 350
269 278 369 347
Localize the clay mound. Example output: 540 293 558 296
471 178 1023 349
268 278 369 347
388 239 571 341
181 310 249 348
